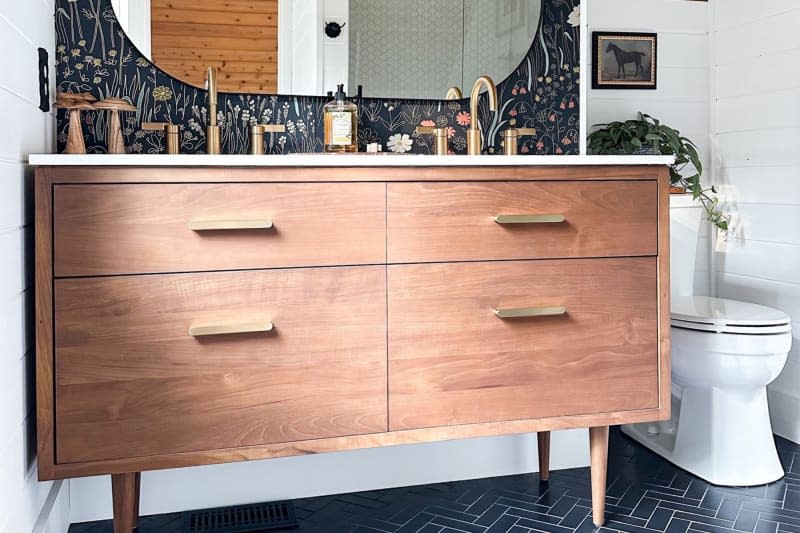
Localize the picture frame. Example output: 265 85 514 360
592 32 657 90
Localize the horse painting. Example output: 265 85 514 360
605 43 647 80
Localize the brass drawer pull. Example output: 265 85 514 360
189 218 274 231
493 214 566 224
493 306 566 319
189 320 274 337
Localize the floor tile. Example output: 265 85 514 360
68 428 800 533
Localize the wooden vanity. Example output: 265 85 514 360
33 156 671 532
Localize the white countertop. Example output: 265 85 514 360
29 154 674 167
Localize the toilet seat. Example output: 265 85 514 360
670 296 792 335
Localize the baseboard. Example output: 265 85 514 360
769 387 800 444
31 480 70 533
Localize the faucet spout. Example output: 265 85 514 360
467 76 498 155
206 66 221 154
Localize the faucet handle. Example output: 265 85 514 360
415 127 449 155
250 124 287 154
502 127 537 155
262 124 286 133
445 87 463 100
141 122 180 154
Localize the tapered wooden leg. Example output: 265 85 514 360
589 426 609 527
537 431 551 481
133 472 141 530
112 472 140 533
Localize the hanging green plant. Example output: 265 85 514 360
587 112 729 230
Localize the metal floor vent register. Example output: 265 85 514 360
182 500 298 532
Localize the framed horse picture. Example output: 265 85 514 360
592 32 657 90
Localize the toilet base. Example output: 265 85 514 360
622 387 785 486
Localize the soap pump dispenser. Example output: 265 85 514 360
324 84 358 153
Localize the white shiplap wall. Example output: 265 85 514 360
587 0 712 296
712 0 800 443
0 1 71 532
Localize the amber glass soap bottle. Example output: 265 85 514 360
324 84 358 153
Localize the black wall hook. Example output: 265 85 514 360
325 21 346 39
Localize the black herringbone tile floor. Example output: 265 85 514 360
69 428 800 533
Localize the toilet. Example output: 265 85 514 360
622 194 792 486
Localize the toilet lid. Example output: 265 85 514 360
671 296 792 334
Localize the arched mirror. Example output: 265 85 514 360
111 0 542 99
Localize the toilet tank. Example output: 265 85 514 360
670 194 703 298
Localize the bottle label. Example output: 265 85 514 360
330 112 352 146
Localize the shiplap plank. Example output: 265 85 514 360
714 0 798 30
155 0 277 14
720 204 800 245
716 88 800 133
716 240 800 285
0 161 30 234
587 66 709 102
589 0 709 34
716 128 800 168
715 12 800 66
0 0 64 532
0 226 27 305
717 166 800 205
0 90 53 161
150 0 278 93
716 48 800 100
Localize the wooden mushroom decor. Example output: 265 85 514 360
94 98 138 154
54 93 97 154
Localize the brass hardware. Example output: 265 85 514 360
249 125 264 155
494 214 566 224
189 320 274 337
415 126 449 155
142 122 181 154
493 306 567 319
250 124 287 155
165 124 180 154
501 127 537 156
206 66 221 154
467 76 498 155
141 121 168 131
262 124 287 133
445 86 463 100
188 218 274 231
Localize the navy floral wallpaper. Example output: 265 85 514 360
55 0 580 155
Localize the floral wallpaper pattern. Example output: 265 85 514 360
55 0 580 155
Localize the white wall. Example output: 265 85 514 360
0 2 71 533
587 0 712 297
711 0 800 443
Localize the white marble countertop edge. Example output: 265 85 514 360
28 154 675 167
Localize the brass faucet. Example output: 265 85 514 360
467 76 498 155
206 66 221 154
445 86 463 100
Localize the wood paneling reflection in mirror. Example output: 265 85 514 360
150 0 278 93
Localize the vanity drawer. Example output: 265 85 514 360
54 266 387 463
54 183 385 277
388 258 659 431
387 181 657 263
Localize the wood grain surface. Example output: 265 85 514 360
388 258 659 430
54 182 386 277
150 0 277 92
388 181 657 263
54 266 388 463
39 165 665 184
35 171 56 479
34 164 672 484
